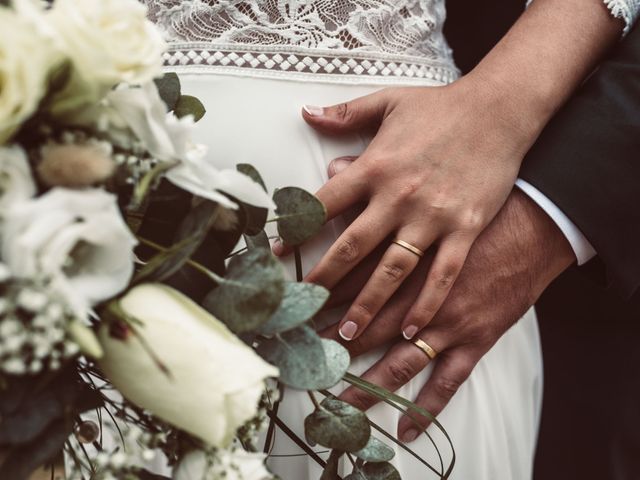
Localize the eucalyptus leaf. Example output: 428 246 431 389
353 436 395 463
317 339 350 389
133 233 205 285
360 462 401 480
174 200 220 241
304 397 371 452
203 248 284 332
244 230 270 251
320 450 343 480
257 325 328 389
239 200 268 236
344 474 366 480
154 72 181 111
174 95 206 121
237 163 267 192
273 187 326 246
258 282 329 335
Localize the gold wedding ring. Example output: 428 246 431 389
392 239 424 258
412 338 438 360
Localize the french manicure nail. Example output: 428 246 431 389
402 325 418 340
303 105 324 116
331 158 351 175
339 321 358 341
401 428 419 443
272 239 283 256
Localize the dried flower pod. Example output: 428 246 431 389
38 142 116 188
74 420 100 443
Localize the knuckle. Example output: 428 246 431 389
335 237 360 263
386 358 418 386
433 375 463 399
336 102 354 123
348 388 374 410
458 209 485 232
434 264 460 290
380 262 407 282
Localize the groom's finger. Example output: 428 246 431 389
397 350 476 443
337 329 447 411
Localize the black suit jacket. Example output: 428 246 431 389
445 2 640 479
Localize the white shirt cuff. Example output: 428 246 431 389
515 179 596 265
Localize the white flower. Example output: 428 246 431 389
92 83 274 210
104 83 192 161
98 284 279 448
48 0 165 88
174 449 273 480
166 147 276 210
1 188 136 316
0 7 59 143
0 146 37 210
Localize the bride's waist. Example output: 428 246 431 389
164 42 460 86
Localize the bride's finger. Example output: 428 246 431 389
334 229 434 341
401 236 473 339
337 329 447 412
272 157 368 257
304 203 393 289
397 349 476 443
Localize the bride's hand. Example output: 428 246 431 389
276 79 538 342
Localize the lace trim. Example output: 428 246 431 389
163 43 459 85
527 0 640 34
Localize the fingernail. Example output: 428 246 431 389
339 321 358 341
303 105 324 116
402 325 418 340
401 428 419 443
330 158 352 176
272 239 283 256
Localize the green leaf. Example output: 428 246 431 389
344 474 366 480
174 95 206 121
320 450 343 480
129 160 179 211
317 339 350 388
353 436 395 463
305 397 371 452
134 233 206 285
273 187 326 246
239 201 268 236
257 325 325 389
154 72 181 111
244 230 270 251
203 248 284 332
258 282 329 335
237 163 267 192
359 462 401 480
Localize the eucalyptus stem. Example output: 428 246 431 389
307 390 321 410
294 246 303 282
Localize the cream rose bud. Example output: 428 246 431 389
98 284 279 448
174 449 273 480
1 188 136 316
0 146 37 210
49 0 165 88
0 7 58 143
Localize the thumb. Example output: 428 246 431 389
302 90 390 135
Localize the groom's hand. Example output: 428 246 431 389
322 186 576 442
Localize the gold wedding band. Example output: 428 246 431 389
392 239 424 258
412 338 438 360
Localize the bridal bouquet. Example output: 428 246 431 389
0 1 452 479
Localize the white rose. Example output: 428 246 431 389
98 284 279 448
174 449 273 480
0 146 36 210
48 0 165 87
0 6 58 143
1 188 136 315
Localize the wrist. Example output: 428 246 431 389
505 189 575 296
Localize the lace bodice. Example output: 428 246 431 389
143 0 459 85
144 0 640 85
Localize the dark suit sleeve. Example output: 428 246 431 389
520 23 640 298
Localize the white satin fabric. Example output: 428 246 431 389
181 73 543 480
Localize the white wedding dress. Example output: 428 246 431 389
141 1 635 479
